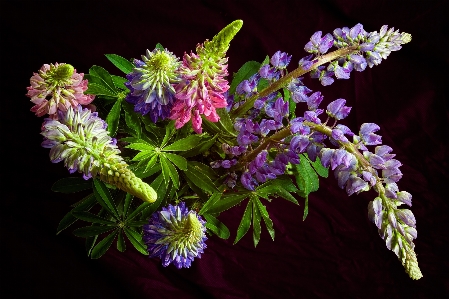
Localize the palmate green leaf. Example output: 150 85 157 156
122 101 142 138
203 214 230 239
83 208 108 255
127 202 151 221
51 177 92 193
234 200 252 244
160 155 179 189
89 65 117 94
163 135 203 151
295 155 319 195
126 141 154 151
163 153 187 171
112 75 128 90
229 61 261 95
134 163 161 179
85 235 98 256
144 155 159 173
124 227 148 255
117 229 126 252
84 73 118 97
131 151 154 162
105 54 134 74
56 193 96 234
255 177 298 204
93 179 120 219
106 98 122 136
90 229 119 259
205 193 248 214
123 193 133 218
252 199 262 247
307 155 329 178
216 108 237 136
303 197 309 221
161 121 176 147
85 82 117 97
284 88 296 119
255 197 275 241
72 211 116 225
295 154 320 220
73 225 116 237
261 55 270 65
199 190 222 215
188 161 218 181
140 173 166 219
182 134 217 158
185 176 209 202
184 162 218 194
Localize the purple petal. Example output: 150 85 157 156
306 91 324 110
397 191 412 207
396 209 416 228
320 148 335 168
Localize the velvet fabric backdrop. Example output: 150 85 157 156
1 1 448 298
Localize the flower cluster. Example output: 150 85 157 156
125 49 180 123
27 63 95 118
306 24 411 86
169 20 243 133
41 105 157 202
26 20 421 279
143 202 207 268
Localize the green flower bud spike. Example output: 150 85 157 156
100 158 157 203
201 19 243 59
41 105 157 203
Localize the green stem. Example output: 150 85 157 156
230 45 359 119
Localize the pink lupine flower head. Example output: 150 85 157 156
26 63 95 119
169 20 243 133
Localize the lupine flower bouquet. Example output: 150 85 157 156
26 20 422 279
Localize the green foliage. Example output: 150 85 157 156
51 177 92 193
54 177 158 258
203 214 230 239
105 54 134 74
292 154 328 220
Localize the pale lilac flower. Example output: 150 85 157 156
304 31 334 54
326 99 351 120
360 123 382 145
270 51 292 69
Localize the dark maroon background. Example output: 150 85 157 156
1 1 448 298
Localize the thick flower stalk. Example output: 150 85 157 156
125 49 180 123
27 63 95 118
169 20 243 133
41 105 157 202
143 202 207 268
